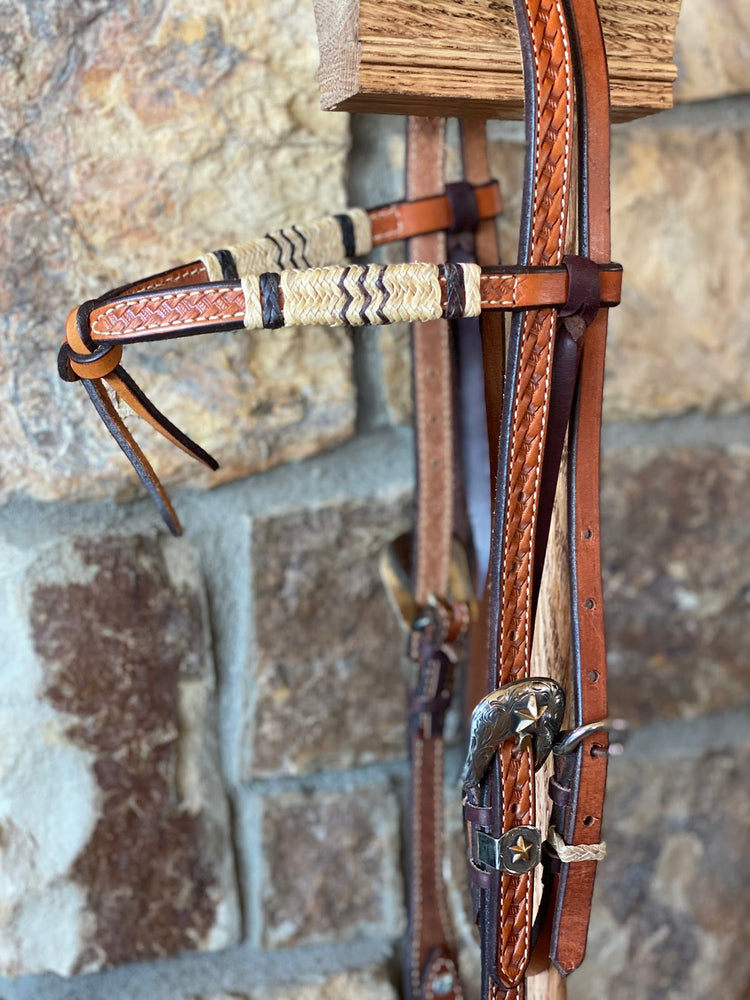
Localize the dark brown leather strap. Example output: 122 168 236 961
403 114 463 1000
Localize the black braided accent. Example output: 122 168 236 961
266 233 284 269
292 225 311 268
334 213 356 258
337 265 353 323
358 268 372 323
440 263 465 320
214 248 239 281
260 272 284 328
280 229 299 268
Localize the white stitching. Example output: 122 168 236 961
91 289 243 338
369 205 403 242
137 264 205 293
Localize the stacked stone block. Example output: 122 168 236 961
0 0 748 998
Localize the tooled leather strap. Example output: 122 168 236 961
73 267 621 345
547 0 613 972
403 114 463 1000
470 0 575 996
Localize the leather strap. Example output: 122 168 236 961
371 180 502 245
548 0 613 972
403 114 463 1000
69 267 621 346
468 0 576 995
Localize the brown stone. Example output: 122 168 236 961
602 445 750 727
0 0 353 506
673 0 750 102
0 533 239 976
189 968 398 999
246 494 412 778
261 784 403 948
570 742 750 1000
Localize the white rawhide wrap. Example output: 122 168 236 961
547 826 607 863
242 276 264 331
202 209 372 281
462 262 483 317
241 263 447 331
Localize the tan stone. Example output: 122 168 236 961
602 444 750 726
673 0 750 102
606 120 750 420
191 968 398 999
0 532 239 975
0 0 353 505
261 784 403 948
246 493 412 778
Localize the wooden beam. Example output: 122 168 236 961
313 0 682 122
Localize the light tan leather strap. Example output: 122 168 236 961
548 0 613 973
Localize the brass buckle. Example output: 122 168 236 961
379 533 477 634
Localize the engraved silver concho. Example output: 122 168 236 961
461 677 566 790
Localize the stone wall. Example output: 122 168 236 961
0 1 748 998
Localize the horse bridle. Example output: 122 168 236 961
58 0 624 996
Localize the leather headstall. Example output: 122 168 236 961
58 0 622 996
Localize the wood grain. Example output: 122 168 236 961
313 0 682 122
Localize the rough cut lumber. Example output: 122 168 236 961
313 0 682 122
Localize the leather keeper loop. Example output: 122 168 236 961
58 341 123 382
559 254 601 327
463 800 492 827
445 181 480 234
548 777 572 808
467 860 493 891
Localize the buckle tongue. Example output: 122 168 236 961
552 717 629 757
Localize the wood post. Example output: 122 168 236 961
313 0 682 122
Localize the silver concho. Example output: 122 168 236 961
461 677 566 790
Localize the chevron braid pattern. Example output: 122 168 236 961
493 0 573 991
202 209 371 281
282 263 442 328
242 263 460 331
